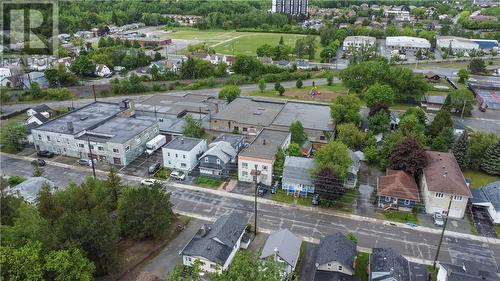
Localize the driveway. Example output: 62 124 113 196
355 163 383 218
418 214 472 234
120 149 163 177
141 218 206 280
471 206 497 238
298 242 318 281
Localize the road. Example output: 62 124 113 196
1 153 499 270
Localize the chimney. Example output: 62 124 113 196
67 121 74 132
117 99 136 118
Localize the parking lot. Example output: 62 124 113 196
120 149 163 177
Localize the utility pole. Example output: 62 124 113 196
87 137 97 179
92 84 97 102
433 196 453 269
250 165 261 236
460 100 466 120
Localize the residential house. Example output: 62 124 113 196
7 177 55 204
189 51 211 61
213 133 245 153
345 150 361 189
199 141 238 179
26 112 49 128
296 60 310 70
9 71 49 89
27 104 55 119
424 71 441 81
437 261 500 281
314 233 359 281
0 67 12 86
471 181 500 224
165 55 187 73
420 151 471 218
180 213 247 273
274 60 291 68
95 64 112 77
260 229 302 275
282 156 315 197
238 129 290 186
370 248 421 281
377 170 420 211
421 95 448 111
162 136 207 172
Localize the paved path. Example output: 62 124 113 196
2 153 499 270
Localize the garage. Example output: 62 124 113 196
448 208 463 218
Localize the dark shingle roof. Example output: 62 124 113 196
181 213 247 265
32 112 49 123
32 104 54 114
260 229 301 267
370 248 410 281
315 233 356 271
440 261 500 281
314 271 360 281
471 181 500 210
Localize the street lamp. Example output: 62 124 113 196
250 165 261 236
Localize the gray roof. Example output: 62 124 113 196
78 117 157 144
201 141 237 164
181 213 247 265
135 111 185 134
471 181 500 210
164 136 204 151
315 233 356 271
214 134 245 151
260 229 302 267
283 156 315 186
424 95 447 105
213 97 286 126
439 261 500 281
34 102 122 134
271 102 334 132
32 112 49 123
8 177 55 203
370 248 410 281
31 104 54 114
313 271 360 281
239 129 290 160
136 93 224 117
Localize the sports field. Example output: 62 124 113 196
167 28 322 59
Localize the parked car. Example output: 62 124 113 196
433 212 444 226
37 150 54 158
257 184 268 197
78 159 93 166
312 194 320 205
32 159 46 166
148 162 161 174
170 170 185 181
141 179 157 186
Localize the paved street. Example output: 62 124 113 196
1 153 499 271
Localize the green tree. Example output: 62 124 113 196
364 83 395 109
389 137 427 175
337 123 366 150
274 82 281 91
296 78 303 89
295 36 317 60
258 78 266 93
326 71 334 86
452 131 470 169
320 46 336 62
32 160 44 177
277 85 285 96
182 114 206 138
70 54 96 76
363 145 379 164
0 241 44 281
105 167 123 210
427 109 453 139
481 141 500 176
30 82 43 99
218 85 241 102
1 121 27 153
448 89 475 117
431 127 454 152
290 120 306 144
330 95 362 125
468 58 486 74
470 132 499 167
98 37 107 48
457 68 469 83
313 141 352 180
368 111 390 135
233 55 262 75
118 185 173 239
44 248 95 281
287 143 303 157
398 113 426 142
154 52 162 61
273 148 286 180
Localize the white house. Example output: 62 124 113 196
420 151 471 219
180 213 248 273
471 181 500 224
95 64 112 77
260 229 302 275
162 136 207 172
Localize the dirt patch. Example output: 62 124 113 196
284 88 345 101
98 216 190 281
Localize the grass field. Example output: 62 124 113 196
271 189 294 203
380 210 419 224
245 84 348 102
463 169 500 188
167 28 323 60
355 252 370 281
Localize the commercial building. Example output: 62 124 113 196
386 36 431 51
162 136 207 172
342 36 377 51
471 39 499 49
238 128 290 186
32 100 159 166
436 36 479 53
272 0 309 16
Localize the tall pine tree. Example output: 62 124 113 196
481 141 500 176
452 131 470 169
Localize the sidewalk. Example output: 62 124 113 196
3 152 500 246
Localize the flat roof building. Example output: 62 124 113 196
386 36 431 51
436 36 479 52
342 36 376 51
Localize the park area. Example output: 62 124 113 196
166 28 323 59
245 84 348 102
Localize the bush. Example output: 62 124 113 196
224 74 249 85
8 175 26 186
182 77 215 90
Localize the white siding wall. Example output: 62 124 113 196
317 261 353 275
238 157 274 186
162 140 207 171
421 174 468 219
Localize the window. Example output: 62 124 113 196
168 161 171 164
242 127 247 132
183 154 186 159
435 192 444 198
404 199 410 205
242 171 248 177
328 263 332 267
47 136 51 141
242 162 248 169
125 145 130 152
113 148 119 153
210 264 216 269
205 157 208 163
38 134 41 140
320 136 326 141
216 159 220 164
385 196 391 202
452 195 463 201
167 152 170 156
262 165 268 171
175 153 178 158
181 163 186 167
78 143 84 148
98 146 104 151
338 265 343 271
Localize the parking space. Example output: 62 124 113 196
418 214 473 234
471 206 497 238
298 242 318 281
120 149 163 177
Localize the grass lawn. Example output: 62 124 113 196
381 210 419 224
463 169 500 188
245 83 347 102
355 252 370 281
271 189 294 203
153 168 171 180
293 241 306 279
193 176 223 189
297 196 312 206
324 188 360 213
495 225 500 237
428 266 438 281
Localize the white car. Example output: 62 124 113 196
433 212 444 226
140 179 157 186
170 170 185 181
